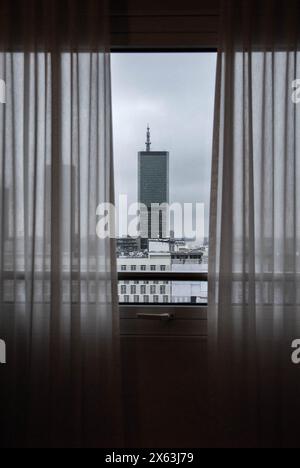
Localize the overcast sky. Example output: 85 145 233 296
111 53 217 238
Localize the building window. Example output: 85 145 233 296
163 295 169 303
121 265 126 271
153 295 159 303
134 295 139 303
150 265 156 271
124 295 129 303
131 265 136 271
121 285 126 294
150 285 156 294
141 265 146 271
160 285 166 295
143 295 149 303
131 285 136 294
141 285 146 294
160 265 166 271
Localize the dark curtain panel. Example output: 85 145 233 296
0 0 123 448
209 0 300 448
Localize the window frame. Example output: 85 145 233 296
112 48 215 307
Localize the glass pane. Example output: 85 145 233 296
111 53 217 304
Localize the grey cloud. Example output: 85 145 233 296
111 53 217 237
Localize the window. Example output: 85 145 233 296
140 285 146 294
134 295 139 303
153 295 159 303
121 285 126 294
143 295 149 303
124 295 130 303
131 285 136 295
112 53 216 304
121 265 126 271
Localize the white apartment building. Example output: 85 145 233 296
171 263 208 304
117 253 171 303
117 240 208 304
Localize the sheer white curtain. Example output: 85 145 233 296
0 1 123 448
209 0 300 448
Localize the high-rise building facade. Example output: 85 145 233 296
138 126 169 248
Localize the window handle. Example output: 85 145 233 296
136 312 174 321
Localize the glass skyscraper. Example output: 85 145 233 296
138 127 169 248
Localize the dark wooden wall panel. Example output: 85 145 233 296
120 306 209 447
110 0 220 15
121 336 209 448
110 0 220 49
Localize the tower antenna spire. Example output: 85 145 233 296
146 124 151 151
